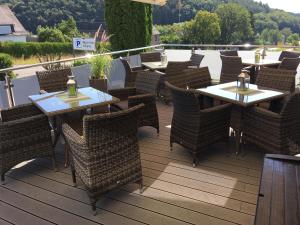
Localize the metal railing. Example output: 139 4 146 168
0 43 298 107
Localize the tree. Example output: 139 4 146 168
260 28 282 45
216 3 254 44
57 17 81 42
281 27 292 43
182 11 220 44
37 26 65 42
287 33 300 46
105 0 152 52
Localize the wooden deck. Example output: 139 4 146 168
0 102 264 225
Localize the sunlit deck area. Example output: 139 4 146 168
0 102 264 225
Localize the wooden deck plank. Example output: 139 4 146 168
0 102 265 225
0 200 54 225
0 186 102 225
0 217 14 225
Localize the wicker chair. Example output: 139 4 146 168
165 82 232 166
220 55 243 83
243 92 300 155
140 52 161 63
220 50 238 57
256 67 297 92
120 57 144 87
278 51 300 61
62 104 144 214
0 103 56 184
36 68 71 93
278 57 300 71
190 53 205 68
159 61 193 103
108 71 162 133
182 67 212 89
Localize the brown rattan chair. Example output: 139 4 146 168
256 67 297 93
140 52 161 63
243 92 300 155
165 81 232 166
120 57 144 87
62 104 144 214
278 57 300 71
0 103 56 184
108 71 162 133
220 50 238 57
36 68 71 93
278 50 300 61
159 61 193 103
189 53 205 68
220 55 243 83
182 67 212 89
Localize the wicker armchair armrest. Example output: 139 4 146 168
200 103 232 114
108 87 137 100
62 122 87 149
1 103 42 122
250 107 282 121
128 93 156 107
0 114 50 144
131 66 143 72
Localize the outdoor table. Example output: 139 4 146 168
142 61 168 71
197 82 287 154
242 59 281 82
255 154 300 225
29 87 120 166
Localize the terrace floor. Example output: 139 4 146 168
0 102 264 225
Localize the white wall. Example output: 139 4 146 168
0 35 27 42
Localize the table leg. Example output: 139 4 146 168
231 106 244 155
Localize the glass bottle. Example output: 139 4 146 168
67 75 78 97
255 50 261 63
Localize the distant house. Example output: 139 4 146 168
152 26 160 45
0 5 29 42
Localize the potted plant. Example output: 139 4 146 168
89 55 112 92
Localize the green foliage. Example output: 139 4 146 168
0 53 15 79
105 0 152 53
156 24 184 44
37 17 82 42
216 3 254 44
182 11 220 44
72 59 90 67
287 34 300 46
57 17 81 42
260 28 283 45
37 26 66 42
90 55 112 79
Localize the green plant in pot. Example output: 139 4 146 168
89 55 112 92
0 53 16 81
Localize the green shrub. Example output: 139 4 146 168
0 53 15 79
72 59 90 67
37 26 66 42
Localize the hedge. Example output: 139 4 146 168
105 0 152 55
0 42 111 59
0 53 14 80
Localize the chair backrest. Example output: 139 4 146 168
220 55 243 83
190 53 205 68
135 70 162 94
83 104 144 149
36 68 71 92
220 50 238 57
256 67 296 92
140 52 161 63
120 57 132 74
165 81 201 116
278 51 300 61
165 61 192 78
278 57 300 71
183 67 212 89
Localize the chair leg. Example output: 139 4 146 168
64 143 70 168
1 173 5 185
70 164 77 187
170 142 173 151
192 153 198 167
139 180 144 194
52 152 58 171
91 199 97 216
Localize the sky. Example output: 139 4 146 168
254 0 300 13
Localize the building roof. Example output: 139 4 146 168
0 5 29 36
